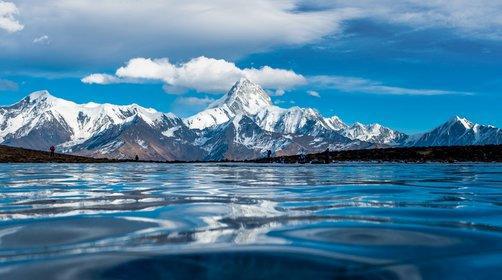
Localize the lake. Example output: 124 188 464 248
0 163 501 279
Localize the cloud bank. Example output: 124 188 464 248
5 0 358 69
310 76 472 96
82 56 306 93
83 56 472 96
0 1 23 33
301 0 502 40
2 0 500 73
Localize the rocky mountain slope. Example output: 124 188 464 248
0 79 500 160
405 116 501 146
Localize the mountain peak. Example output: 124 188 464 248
324 115 347 131
352 122 365 128
21 90 69 107
208 78 273 115
26 90 54 101
235 77 253 86
447 115 473 129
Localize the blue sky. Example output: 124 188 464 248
0 0 501 133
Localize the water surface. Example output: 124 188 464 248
0 163 501 279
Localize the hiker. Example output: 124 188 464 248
135 155 139 161
267 150 272 158
49 146 55 157
324 148 330 163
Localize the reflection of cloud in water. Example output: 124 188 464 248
192 200 287 245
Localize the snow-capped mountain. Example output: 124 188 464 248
186 78 340 137
406 116 501 146
198 114 295 161
184 78 273 130
0 91 201 160
1 80 500 161
324 116 348 131
0 90 171 144
341 122 408 145
254 106 333 136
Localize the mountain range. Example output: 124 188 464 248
0 78 500 160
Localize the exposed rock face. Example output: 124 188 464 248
405 116 502 146
341 123 409 145
1 81 500 161
184 78 273 130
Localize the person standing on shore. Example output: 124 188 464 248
49 146 55 157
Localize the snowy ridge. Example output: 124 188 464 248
406 116 501 146
341 122 408 145
184 78 272 130
1 81 500 161
324 116 348 131
0 90 180 148
185 78 336 137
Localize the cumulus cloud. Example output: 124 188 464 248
81 73 121 85
307 90 321 98
310 76 472 96
0 78 18 91
0 1 23 33
83 56 306 93
84 56 471 97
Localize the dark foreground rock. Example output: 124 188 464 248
252 145 502 164
1 144 500 164
0 145 120 163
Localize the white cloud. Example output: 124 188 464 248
116 58 174 81
270 89 285 97
3 0 359 69
387 0 502 40
307 90 321 98
310 75 472 96
303 0 502 40
0 1 23 33
175 96 216 106
0 78 18 91
81 73 120 84
83 56 306 93
1 0 500 74
84 57 471 97
33 35 50 44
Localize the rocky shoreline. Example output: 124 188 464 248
0 145 122 163
252 145 502 164
1 144 500 164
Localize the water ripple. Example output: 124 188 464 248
0 163 501 279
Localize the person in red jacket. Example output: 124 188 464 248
49 146 55 157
